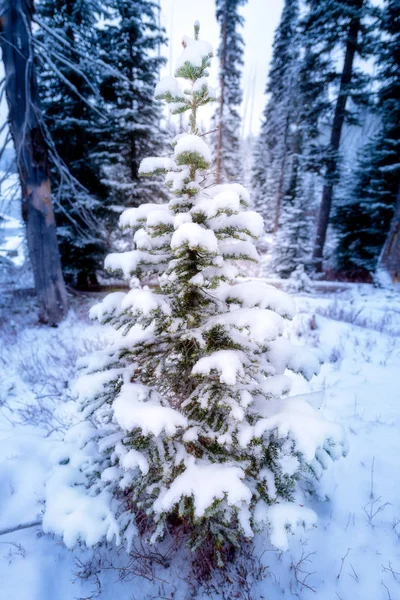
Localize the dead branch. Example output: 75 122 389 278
337 547 350 579
0 519 42 537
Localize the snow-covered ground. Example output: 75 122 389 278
1 284 399 599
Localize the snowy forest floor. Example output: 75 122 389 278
1 283 400 600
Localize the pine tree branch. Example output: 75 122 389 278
34 51 107 121
33 39 100 99
33 16 133 85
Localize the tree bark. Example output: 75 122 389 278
378 183 400 283
274 113 290 232
0 0 68 324
312 0 364 272
215 0 228 185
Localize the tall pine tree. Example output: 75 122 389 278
303 0 376 271
35 0 166 287
213 0 246 184
92 0 167 214
251 128 275 231
252 0 302 234
333 0 400 276
253 0 319 278
36 0 107 287
270 151 315 278
0 0 68 323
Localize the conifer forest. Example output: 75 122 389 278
0 1 399 599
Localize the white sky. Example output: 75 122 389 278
159 0 283 137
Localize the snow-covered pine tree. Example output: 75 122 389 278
213 0 246 184
92 0 167 213
302 0 376 271
252 0 302 233
36 0 107 287
332 130 399 276
253 0 318 277
43 24 347 568
333 0 400 276
36 0 167 286
270 149 315 279
251 128 276 233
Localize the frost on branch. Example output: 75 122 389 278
43 23 347 566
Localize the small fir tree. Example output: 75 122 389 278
43 24 346 567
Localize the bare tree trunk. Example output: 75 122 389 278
215 0 228 185
0 0 68 324
312 0 363 272
378 184 400 283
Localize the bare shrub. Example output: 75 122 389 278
72 535 274 600
194 542 272 600
0 294 107 434
289 542 317 596
0 541 27 565
363 497 391 527
73 540 178 600
329 345 344 365
315 301 400 337
308 315 318 331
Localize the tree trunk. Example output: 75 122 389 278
274 113 290 232
0 0 68 324
215 0 228 185
378 184 400 283
312 0 363 272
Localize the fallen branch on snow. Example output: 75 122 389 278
0 520 42 537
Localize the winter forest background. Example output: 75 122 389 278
0 0 399 599
1 0 398 296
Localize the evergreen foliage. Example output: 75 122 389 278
302 0 376 270
253 0 318 276
93 0 167 212
213 0 246 184
43 25 347 568
253 0 378 275
270 152 315 278
251 131 274 229
333 0 400 274
36 0 107 287
252 0 302 233
36 0 166 286
300 0 374 141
